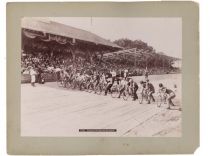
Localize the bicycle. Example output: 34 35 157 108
63 76 71 89
78 79 89 91
157 92 167 107
122 87 133 101
111 83 120 98
56 78 63 87
87 80 95 93
55 72 64 88
95 82 107 95
138 89 149 104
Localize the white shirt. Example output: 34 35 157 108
111 71 116 77
124 70 128 77
121 79 127 86
55 67 61 72
29 69 36 76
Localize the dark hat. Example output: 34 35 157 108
159 83 163 88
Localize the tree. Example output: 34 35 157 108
113 38 150 51
113 38 177 69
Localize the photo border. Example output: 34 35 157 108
7 2 199 154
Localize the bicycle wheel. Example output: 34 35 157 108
111 87 119 98
123 90 130 101
84 82 90 92
65 81 71 89
69 80 74 89
63 81 67 88
138 93 143 104
157 95 162 107
95 85 102 95
79 82 85 91
73 80 80 90
88 84 94 93
57 80 62 87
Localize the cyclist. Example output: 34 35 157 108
62 69 71 87
140 80 147 92
139 80 148 103
117 77 128 98
129 79 139 101
100 73 106 84
159 83 176 109
146 80 155 104
54 66 61 82
104 75 113 96
78 72 86 90
86 74 95 91
94 71 100 91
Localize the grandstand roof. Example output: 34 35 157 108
21 18 122 49
102 48 178 62
103 48 153 58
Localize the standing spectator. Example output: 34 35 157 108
37 66 43 84
124 69 128 78
144 67 149 80
29 66 37 87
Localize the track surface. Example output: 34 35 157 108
21 74 182 137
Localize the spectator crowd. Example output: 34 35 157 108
21 50 180 81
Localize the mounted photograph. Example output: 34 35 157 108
21 17 182 137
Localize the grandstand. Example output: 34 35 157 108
102 47 180 70
21 18 181 83
21 18 123 82
21 18 122 57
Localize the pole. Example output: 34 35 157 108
135 48 136 67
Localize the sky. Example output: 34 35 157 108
37 17 182 58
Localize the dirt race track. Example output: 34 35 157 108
21 74 182 137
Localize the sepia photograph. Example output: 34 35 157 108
21 17 182 137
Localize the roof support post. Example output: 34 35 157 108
134 48 137 67
68 44 76 65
